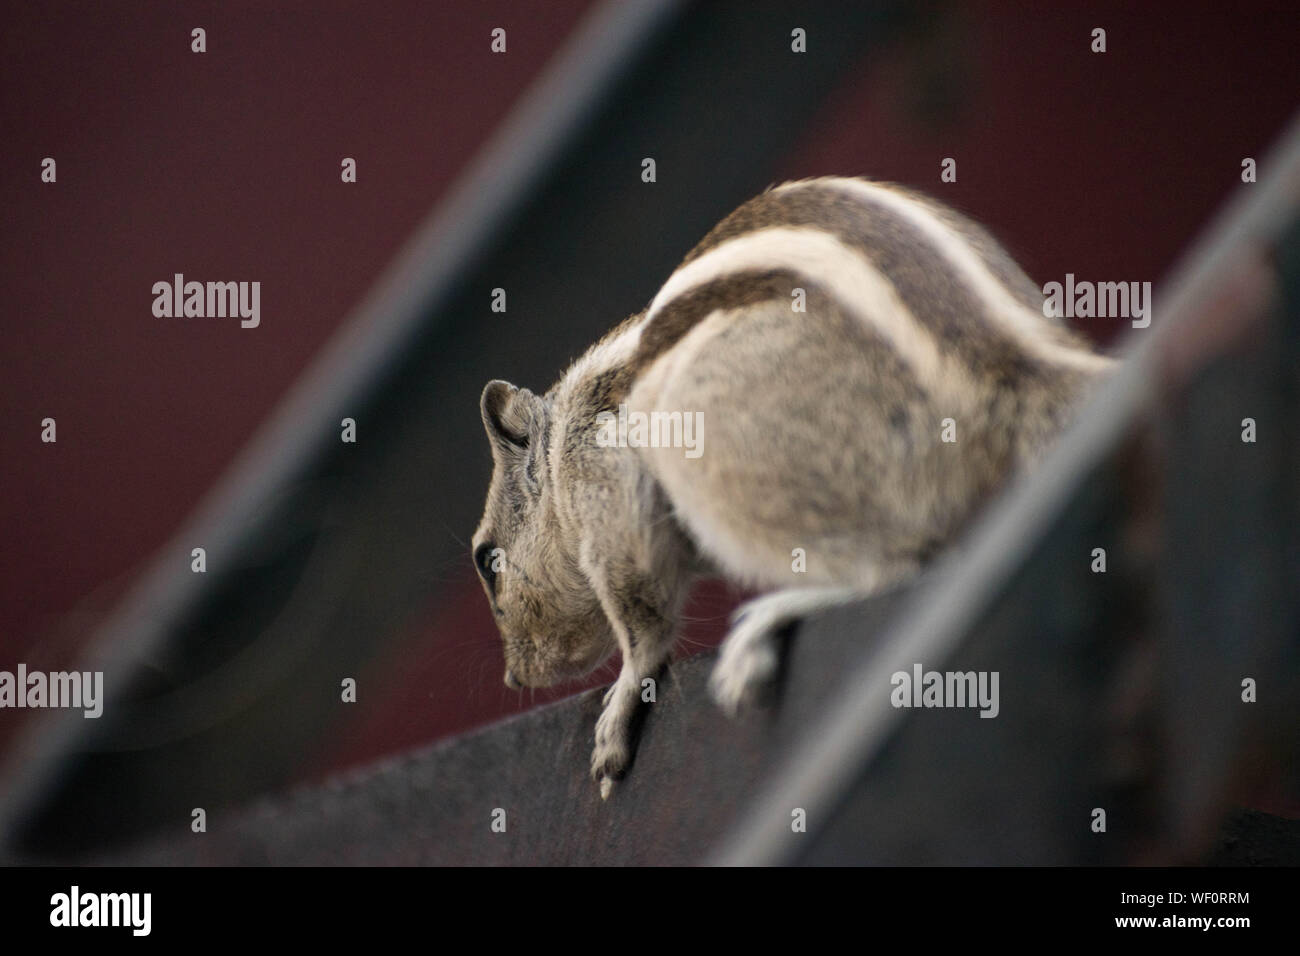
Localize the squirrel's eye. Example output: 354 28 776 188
474 542 498 587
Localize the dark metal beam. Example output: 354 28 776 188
713 111 1300 866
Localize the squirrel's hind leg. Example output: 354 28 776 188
709 586 858 715
709 562 919 717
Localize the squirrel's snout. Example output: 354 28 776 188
503 669 522 690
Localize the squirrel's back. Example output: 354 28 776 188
550 177 1114 590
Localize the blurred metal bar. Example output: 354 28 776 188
50 182 1300 861
13 4 1294 868
711 111 1300 865
0 0 687 854
38 121 1300 865
0 0 903 858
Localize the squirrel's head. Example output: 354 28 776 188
472 379 614 688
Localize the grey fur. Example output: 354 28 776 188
471 178 1116 797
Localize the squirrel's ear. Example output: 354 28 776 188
480 379 544 451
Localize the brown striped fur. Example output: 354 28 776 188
472 177 1117 796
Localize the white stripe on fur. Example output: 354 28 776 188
643 226 981 410
797 178 1112 374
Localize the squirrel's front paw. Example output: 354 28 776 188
591 701 631 799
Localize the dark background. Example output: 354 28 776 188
2 0 1296 797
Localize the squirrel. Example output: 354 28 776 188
471 177 1116 798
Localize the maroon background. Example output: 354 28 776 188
0 0 595 758
2 1 1297 783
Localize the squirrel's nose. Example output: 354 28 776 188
504 669 521 690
